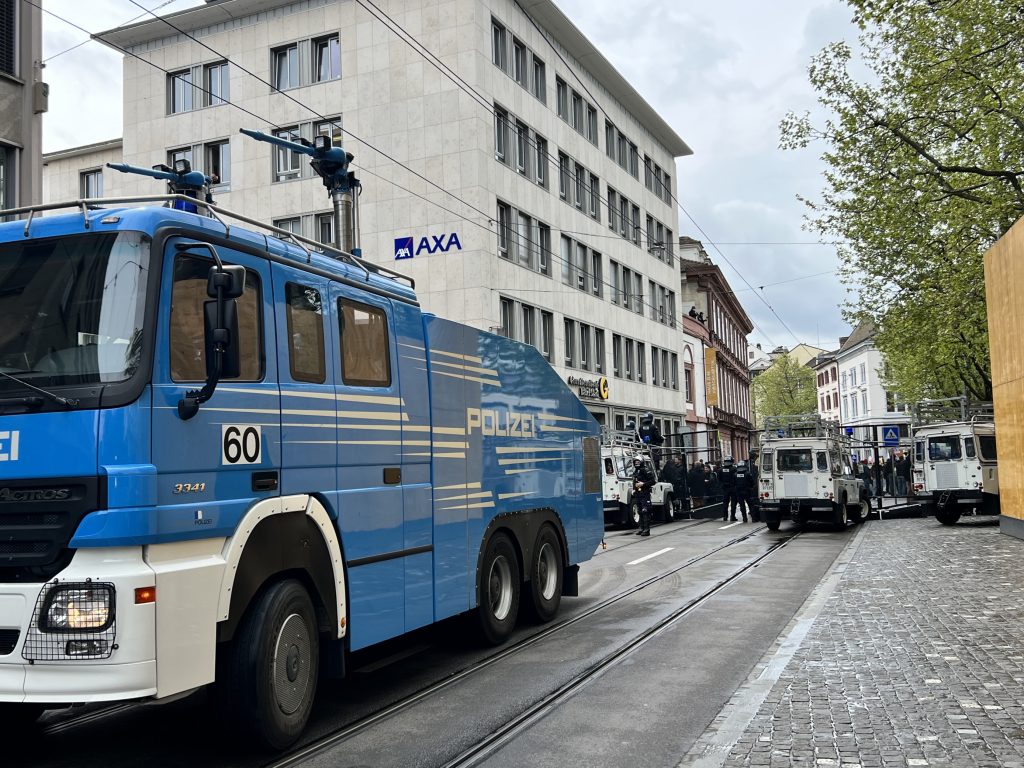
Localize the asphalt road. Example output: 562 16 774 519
11 518 853 768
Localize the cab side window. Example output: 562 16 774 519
816 452 829 471
169 254 263 382
964 437 976 459
285 283 325 383
338 298 391 386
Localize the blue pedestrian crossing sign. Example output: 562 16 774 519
882 425 900 446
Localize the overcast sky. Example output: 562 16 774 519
41 0 860 352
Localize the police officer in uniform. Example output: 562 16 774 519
632 456 654 537
733 461 752 523
719 457 738 521
638 412 664 469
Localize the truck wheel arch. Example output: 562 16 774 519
474 509 569 607
216 495 346 643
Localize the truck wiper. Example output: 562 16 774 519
0 370 79 407
0 395 45 410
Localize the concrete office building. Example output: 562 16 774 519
43 0 694 435
0 0 45 210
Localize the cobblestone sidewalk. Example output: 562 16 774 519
689 518 1024 768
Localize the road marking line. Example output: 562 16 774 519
627 547 674 565
719 522 742 529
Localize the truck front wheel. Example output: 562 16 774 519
832 500 848 531
221 579 320 751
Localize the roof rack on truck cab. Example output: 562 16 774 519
1 194 415 290
761 413 842 441
911 397 993 428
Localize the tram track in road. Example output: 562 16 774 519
265 522 781 768
441 530 803 768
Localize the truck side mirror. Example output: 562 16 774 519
204 298 241 379
207 264 245 299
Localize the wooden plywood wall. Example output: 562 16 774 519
985 217 1024 521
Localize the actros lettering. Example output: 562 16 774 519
0 430 20 462
466 408 535 438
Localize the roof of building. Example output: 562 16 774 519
94 0 693 159
838 319 876 353
43 138 123 163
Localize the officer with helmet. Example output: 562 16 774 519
631 455 655 537
719 456 738 521
638 412 664 469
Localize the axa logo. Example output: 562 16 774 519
0 430 19 462
394 232 462 260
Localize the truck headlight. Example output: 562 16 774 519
40 585 115 632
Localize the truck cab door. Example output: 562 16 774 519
151 237 281 539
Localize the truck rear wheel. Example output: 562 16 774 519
832 500 848 531
477 532 521 644
936 504 961 526
525 525 563 623
221 579 319 751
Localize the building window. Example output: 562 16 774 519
612 334 622 377
312 35 340 82
274 217 301 235
625 339 634 380
80 169 103 198
522 304 536 347
203 61 229 107
535 135 548 188
492 20 507 70
637 342 646 383
685 368 693 402
651 346 660 386
513 39 527 86
274 127 301 181
580 324 591 371
516 121 529 174
497 201 511 258
589 173 599 219
571 93 583 131
574 163 585 209
558 153 570 201
575 242 587 291
860 362 866 383
315 213 334 246
605 121 615 160
204 140 230 185
591 252 602 298
0 144 10 209
594 329 605 374
862 391 868 414
556 77 568 120
608 188 617 230
168 69 195 114
518 211 533 268
628 143 639 178
671 353 679 389
500 297 515 338
540 311 553 361
631 205 641 245
560 235 572 286
494 107 509 163
564 318 576 367
586 106 598 145
538 223 551 275
272 44 299 90
532 57 546 102
662 172 672 202
0 1 13 76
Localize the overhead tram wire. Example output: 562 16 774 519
39 1 691 321
42 0 181 63
49 0 775 326
25 0 498 245
512 0 805 347
121 0 808 331
35 0 677 321
120 0 502 229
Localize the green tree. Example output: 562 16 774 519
752 354 817 426
780 0 1024 402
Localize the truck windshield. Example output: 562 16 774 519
777 449 813 472
928 435 962 461
0 232 150 389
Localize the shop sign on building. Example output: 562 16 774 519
568 375 609 401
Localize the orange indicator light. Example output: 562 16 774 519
135 587 156 604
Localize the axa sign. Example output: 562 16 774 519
394 232 462 260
